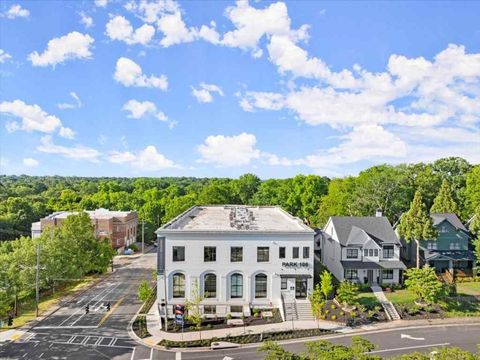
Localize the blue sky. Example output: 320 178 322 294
1 0 479 179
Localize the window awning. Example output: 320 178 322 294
280 274 313 279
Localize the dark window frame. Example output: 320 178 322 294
257 247 269 262
292 247 299 259
281 277 287 290
279 247 286 259
204 273 217 298
230 246 243 262
230 273 243 298
303 246 310 259
383 246 394 259
204 246 216 262
382 269 394 279
255 273 268 298
203 305 216 315
172 246 185 262
345 269 358 280
172 273 185 298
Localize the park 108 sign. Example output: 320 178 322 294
282 262 309 268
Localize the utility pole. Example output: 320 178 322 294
35 240 40 317
142 219 145 254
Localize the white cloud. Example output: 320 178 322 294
239 91 284 112
0 49 12 63
28 32 94 67
105 16 155 45
37 135 100 162
4 4 29 19
94 0 109 8
0 100 66 135
113 57 168 89
58 126 76 139
57 91 82 110
198 132 261 167
191 83 224 103
122 99 167 121
79 12 94 29
108 145 176 170
23 158 38 167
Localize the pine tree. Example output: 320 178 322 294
398 191 437 268
430 179 459 214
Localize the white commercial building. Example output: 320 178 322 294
156 205 314 323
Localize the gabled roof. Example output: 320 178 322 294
431 213 468 232
329 216 400 246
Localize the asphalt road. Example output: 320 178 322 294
0 248 165 360
179 324 480 360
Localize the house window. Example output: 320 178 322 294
364 249 368 257
255 274 267 298
204 246 216 262
303 247 310 259
279 247 286 259
346 249 358 259
369 249 374 256
172 246 185 262
450 243 460 250
345 269 358 280
230 305 243 313
257 247 269 262
382 270 394 280
293 247 299 259
383 246 394 259
203 305 216 315
439 225 448 233
172 273 185 298
374 249 378 257
230 273 243 298
231 247 243 262
281 277 287 290
204 273 216 298
427 242 438 250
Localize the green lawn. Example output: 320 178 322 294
456 282 480 296
357 291 381 309
385 289 417 305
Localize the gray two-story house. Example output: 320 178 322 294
321 214 406 285
402 213 475 274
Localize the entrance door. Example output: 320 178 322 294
367 270 374 284
295 278 307 299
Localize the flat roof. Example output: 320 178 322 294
42 208 136 220
158 205 314 233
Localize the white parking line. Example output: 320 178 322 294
369 342 451 354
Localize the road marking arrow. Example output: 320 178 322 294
401 333 425 341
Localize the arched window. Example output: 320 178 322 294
230 273 243 298
204 273 216 298
255 274 267 298
172 273 185 298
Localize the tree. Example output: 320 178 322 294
390 346 480 360
185 279 204 339
404 266 444 304
320 270 333 300
336 281 358 308
465 165 480 217
398 191 437 268
317 177 358 226
432 157 472 208
234 173 261 205
309 283 326 320
431 180 459 214
138 280 154 302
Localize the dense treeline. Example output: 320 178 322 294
1 157 480 244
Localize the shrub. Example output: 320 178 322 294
324 309 330 315
128 244 139 252
339 311 345 316
331 315 337 320
350 311 357 317
331 304 336 310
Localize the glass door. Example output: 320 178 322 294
295 278 307 299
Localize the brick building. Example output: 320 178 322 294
32 208 138 251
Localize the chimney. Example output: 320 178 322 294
375 208 383 217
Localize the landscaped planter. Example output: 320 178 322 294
316 300 386 326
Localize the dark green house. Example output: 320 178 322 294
402 213 475 274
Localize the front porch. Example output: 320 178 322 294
341 261 406 285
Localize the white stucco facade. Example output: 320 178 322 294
156 206 315 321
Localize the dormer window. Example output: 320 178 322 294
427 242 437 250
383 245 394 259
439 225 448 233
346 249 358 259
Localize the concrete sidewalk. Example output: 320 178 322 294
138 300 350 347
131 300 480 350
